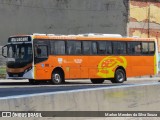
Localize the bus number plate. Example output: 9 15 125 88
13 74 18 77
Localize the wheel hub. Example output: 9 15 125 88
117 72 124 82
54 74 61 83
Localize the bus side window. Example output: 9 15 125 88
82 41 91 55
128 42 142 55
149 42 155 54
92 42 97 55
98 41 106 55
120 42 127 54
135 43 142 54
54 41 65 55
106 41 112 54
67 41 81 55
75 41 81 55
50 41 54 55
127 42 132 54
113 42 127 55
67 41 74 55
142 42 149 54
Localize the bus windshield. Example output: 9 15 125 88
7 43 33 64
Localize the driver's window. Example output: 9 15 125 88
35 45 48 58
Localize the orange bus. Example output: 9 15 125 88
2 33 158 84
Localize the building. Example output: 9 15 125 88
129 0 160 52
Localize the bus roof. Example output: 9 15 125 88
10 33 156 42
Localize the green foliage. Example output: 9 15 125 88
0 66 6 78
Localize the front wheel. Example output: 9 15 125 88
111 69 126 83
90 79 105 84
51 71 64 84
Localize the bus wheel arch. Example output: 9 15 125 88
111 66 126 83
51 67 65 84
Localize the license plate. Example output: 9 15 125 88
13 74 18 77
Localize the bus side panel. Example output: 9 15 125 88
34 55 155 80
80 56 89 78
66 56 82 78
124 56 132 77
90 56 154 79
95 56 128 79
34 62 53 80
34 56 69 80
92 56 110 79
66 56 90 79
129 56 154 77
88 56 100 78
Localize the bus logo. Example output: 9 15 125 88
74 59 83 64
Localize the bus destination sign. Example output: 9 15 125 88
8 37 31 43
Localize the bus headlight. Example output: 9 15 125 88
25 67 32 73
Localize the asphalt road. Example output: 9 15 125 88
0 78 159 98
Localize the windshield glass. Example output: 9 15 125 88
7 43 33 62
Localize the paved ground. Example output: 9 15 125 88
0 78 160 120
0 77 159 84
0 77 159 98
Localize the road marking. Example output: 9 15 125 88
0 82 160 100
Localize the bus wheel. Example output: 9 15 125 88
51 71 64 84
28 79 40 85
90 79 104 84
112 69 126 83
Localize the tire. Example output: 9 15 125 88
110 78 117 83
90 79 105 84
28 79 40 85
51 71 64 84
112 69 126 83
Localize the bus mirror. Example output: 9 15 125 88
2 45 7 58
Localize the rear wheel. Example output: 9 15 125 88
51 71 64 84
111 69 126 83
90 79 105 84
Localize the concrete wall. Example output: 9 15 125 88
0 83 160 120
0 0 129 45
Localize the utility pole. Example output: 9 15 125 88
148 4 150 38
